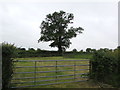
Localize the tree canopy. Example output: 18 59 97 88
38 10 84 54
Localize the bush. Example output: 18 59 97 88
90 49 120 87
2 42 17 89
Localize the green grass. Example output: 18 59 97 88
63 53 93 59
11 56 100 88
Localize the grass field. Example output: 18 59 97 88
11 56 101 88
63 53 93 59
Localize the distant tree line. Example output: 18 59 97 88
16 47 116 58
17 48 60 57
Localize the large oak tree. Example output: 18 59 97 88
38 11 84 55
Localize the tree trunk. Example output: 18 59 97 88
58 36 62 55
58 45 62 55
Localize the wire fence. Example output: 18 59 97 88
11 59 89 88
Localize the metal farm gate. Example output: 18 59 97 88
11 59 89 88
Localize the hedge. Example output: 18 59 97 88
90 49 120 87
2 43 17 89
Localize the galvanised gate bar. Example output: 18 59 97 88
11 59 89 88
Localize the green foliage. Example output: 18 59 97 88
86 48 91 53
86 48 96 53
38 11 84 54
2 43 17 58
90 49 120 87
2 42 17 89
17 48 60 58
72 49 77 53
28 48 35 51
16 47 94 58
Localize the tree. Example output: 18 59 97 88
117 46 120 49
37 48 41 52
38 11 84 55
86 48 91 53
91 49 96 53
79 50 84 53
28 48 35 51
72 48 77 53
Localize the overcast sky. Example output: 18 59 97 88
0 1 118 51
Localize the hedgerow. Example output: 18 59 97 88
2 42 17 89
90 49 120 87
